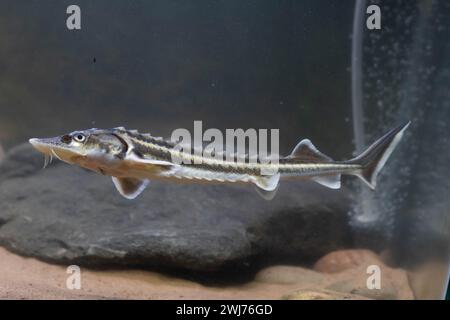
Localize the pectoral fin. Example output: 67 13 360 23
112 177 149 199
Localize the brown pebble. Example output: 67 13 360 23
314 249 380 273
282 289 369 300
255 265 324 285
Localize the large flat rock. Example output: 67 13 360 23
0 144 352 272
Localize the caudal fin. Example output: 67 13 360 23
350 121 410 190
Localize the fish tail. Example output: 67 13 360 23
349 121 410 190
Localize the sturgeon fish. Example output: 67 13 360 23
29 121 410 200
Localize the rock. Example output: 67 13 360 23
317 249 414 300
326 277 398 300
254 265 324 285
0 143 352 272
282 289 368 300
314 249 380 273
277 249 414 300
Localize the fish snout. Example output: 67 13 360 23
29 138 41 146
29 137 56 155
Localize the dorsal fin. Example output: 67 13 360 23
288 139 333 162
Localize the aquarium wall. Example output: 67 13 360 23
351 0 450 299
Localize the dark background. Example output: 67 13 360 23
0 0 355 157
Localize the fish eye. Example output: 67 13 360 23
73 133 86 143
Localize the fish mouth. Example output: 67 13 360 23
29 137 80 166
29 138 67 155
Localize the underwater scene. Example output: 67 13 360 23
0 0 449 301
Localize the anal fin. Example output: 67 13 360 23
311 174 341 189
254 184 279 200
252 173 280 200
253 173 280 191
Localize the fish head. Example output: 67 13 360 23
29 128 128 173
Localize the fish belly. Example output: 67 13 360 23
162 166 252 183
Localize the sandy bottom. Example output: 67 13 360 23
0 248 303 299
0 247 414 300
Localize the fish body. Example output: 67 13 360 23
29 122 410 200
